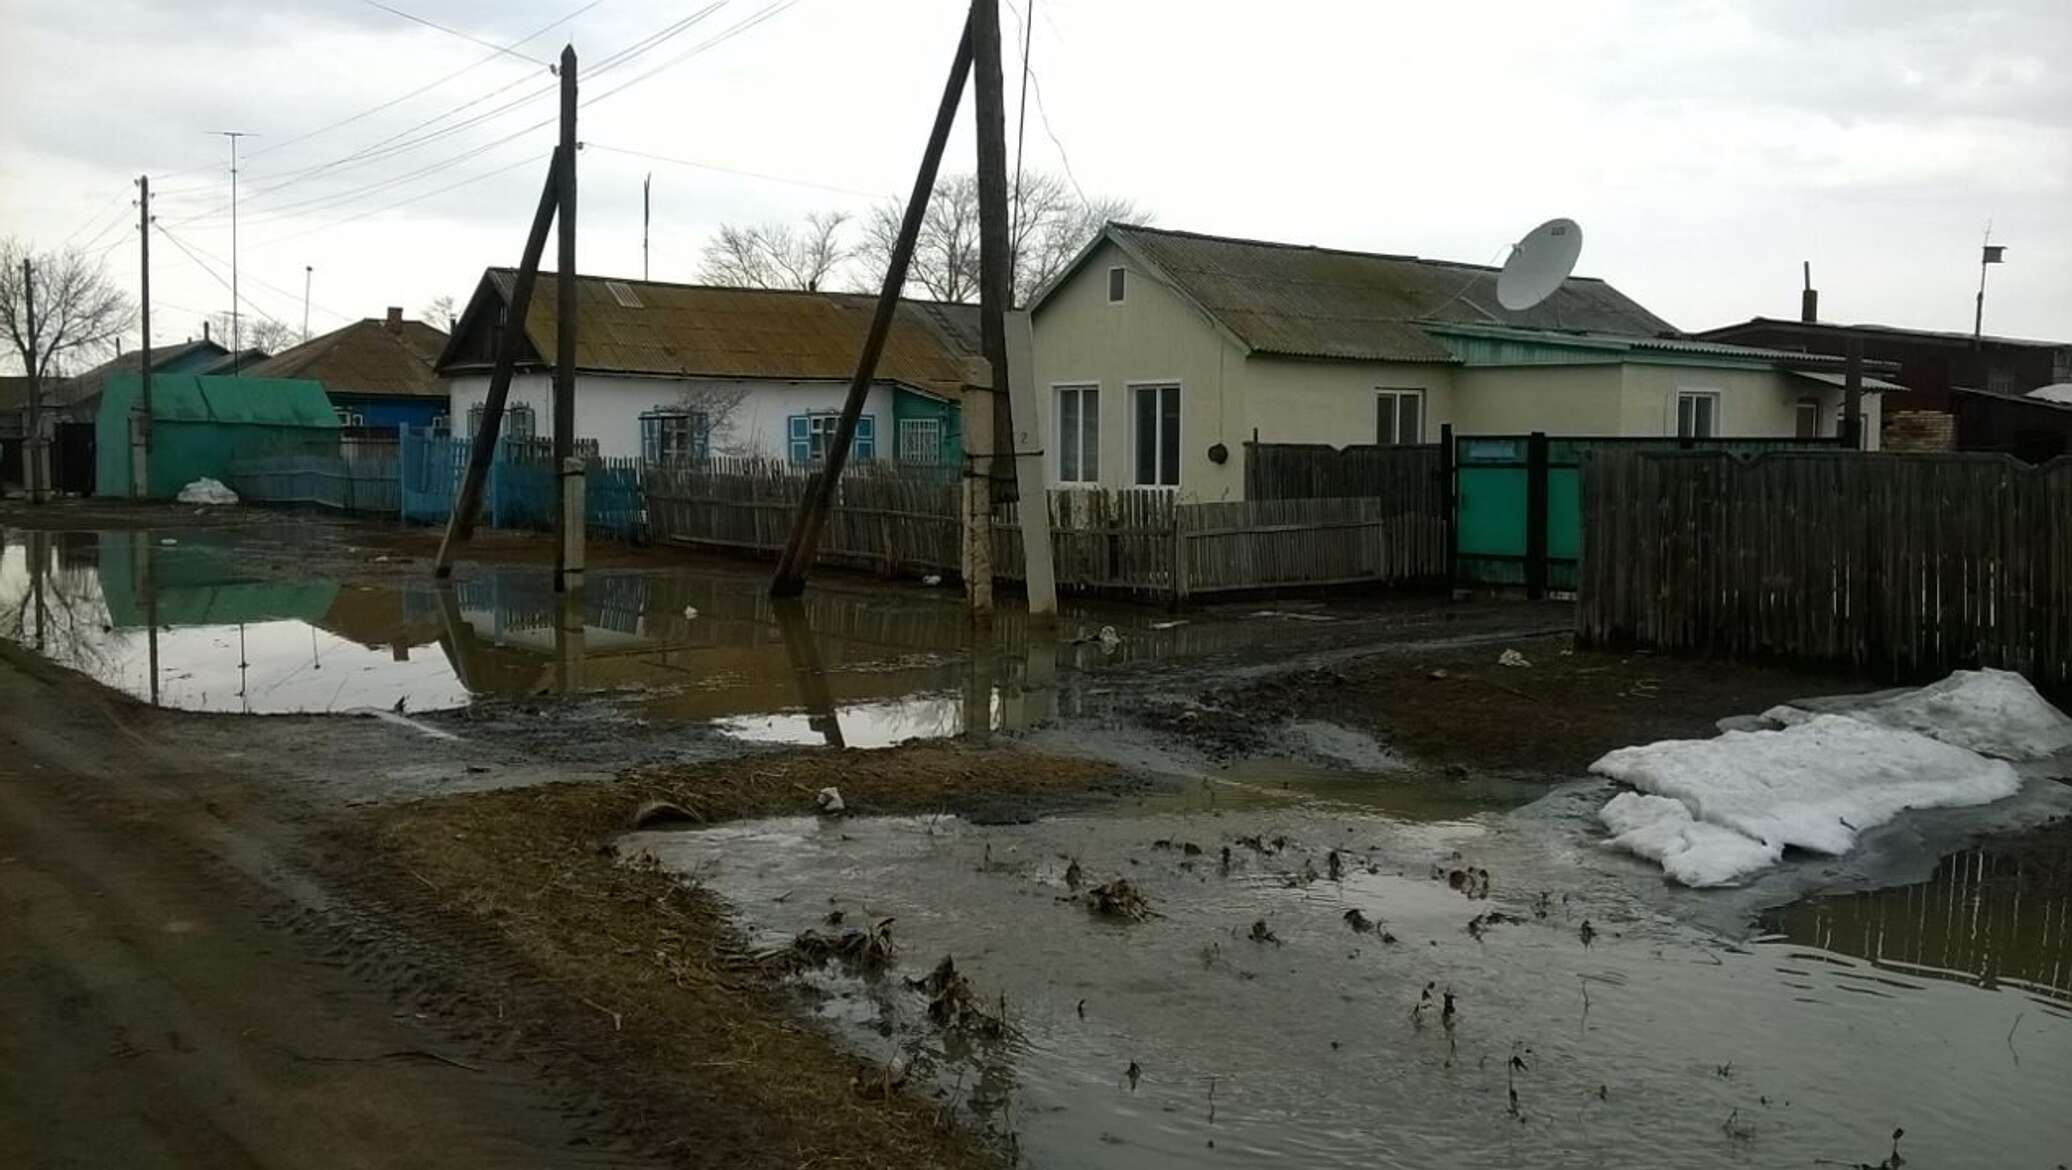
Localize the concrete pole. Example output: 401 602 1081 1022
960 359 995 626
1006 310 1056 622
553 43 583 593
135 174 153 499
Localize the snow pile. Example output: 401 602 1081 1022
176 477 239 505
1763 669 2072 762
1591 672 2056 885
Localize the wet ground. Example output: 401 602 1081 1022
8 509 2072 1168
629 772 2072 1169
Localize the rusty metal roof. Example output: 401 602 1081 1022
244 317 449 398
454 271 982 397
1061 224 1678 363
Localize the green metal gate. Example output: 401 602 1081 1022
1454 433 1842 596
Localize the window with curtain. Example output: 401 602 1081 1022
464 402 535 440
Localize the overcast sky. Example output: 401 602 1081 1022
2 0 2066 361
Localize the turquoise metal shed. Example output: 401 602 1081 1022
97 374 340 499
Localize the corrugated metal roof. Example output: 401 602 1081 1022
462 272 981 397
101 373 339 427
244 317 449 398
1701 316 2070 350
1102 225 1679 363
1788 369 1908 393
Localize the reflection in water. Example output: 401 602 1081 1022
0 527 1184 737
1763 834 2072 1004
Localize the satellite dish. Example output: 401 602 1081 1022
1496 218 1583 311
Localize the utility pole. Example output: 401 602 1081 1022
553 44 583 593
212 130 255 373
641 172 651 282
136 174 153 499
1974 226 2005 351
772 14 974 598
302 265 313 342
967 0 1017 626
22 257 44 505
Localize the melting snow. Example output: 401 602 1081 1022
176 477 239 505
1591 670 2064 887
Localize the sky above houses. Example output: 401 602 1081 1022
1 0 2066 362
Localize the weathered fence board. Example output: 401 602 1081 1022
228 454 401 516
1578 449 2072 686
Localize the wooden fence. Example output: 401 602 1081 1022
229 453 401 515
646 460 1449 601
1245 440 1446 500
1578 449 2072 685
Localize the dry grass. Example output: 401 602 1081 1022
364 741 1129 1168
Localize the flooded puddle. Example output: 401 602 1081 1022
629 789 2072 1168
0 527 1342 730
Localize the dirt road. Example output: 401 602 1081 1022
0 644 654 1169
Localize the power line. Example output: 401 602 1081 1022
152 222 355 321
585 142 887 200
152 222 301 328
247 151 551 251
355 0 550 66
248 0 606 163
578 0 800 112
170 2 726 227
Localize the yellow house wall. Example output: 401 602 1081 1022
1451 365 1625 434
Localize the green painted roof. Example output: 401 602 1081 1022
99 373 339 427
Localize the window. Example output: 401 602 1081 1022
333 406 365 427
1794 398 1821 439
1055 385 1100 483
1132 384 1181 487
1107 267 1126 303
464 402 536 440
1675 391 1719 439
789 412 874 463
1376 389 1425 446
605 280 643 309
640 410 708 462
898 417 943 464
429 413 449 436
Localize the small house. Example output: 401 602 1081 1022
1029 224 1887 500
436 271 978 466
96 373 340 499
242 308 449 431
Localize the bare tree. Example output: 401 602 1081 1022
421 295 459 330
698 211 852 292
205 311 297 356
856 169 1147 305
0 237 134 382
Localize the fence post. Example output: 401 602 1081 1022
1170 501 1189 607
1525 430 1549 600
1439 423 1456 592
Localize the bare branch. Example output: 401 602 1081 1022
0 238 135 383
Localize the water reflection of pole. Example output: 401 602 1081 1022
963 632 995 741
140 531 160 707
772 598 844 749
1005 634 1056 732
28 532 48 654
237 621 249 713
430 582 486 694
555 583 586 694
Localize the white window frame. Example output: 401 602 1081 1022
1675 390 1721 439
1794 397 1821 439
898 416 943 465
1128 381 1182 489
466 402 536 441
1053 383 1100 484
1376 388 1425 446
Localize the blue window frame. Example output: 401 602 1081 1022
641 410 708 462
789 412 873 463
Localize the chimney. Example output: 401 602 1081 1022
203 319 212 343
385 306 403 333
1801 260 1818 323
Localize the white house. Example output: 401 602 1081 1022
1028 224 1888 500
436 271 979 465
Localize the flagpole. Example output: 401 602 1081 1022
1974 224 2000 351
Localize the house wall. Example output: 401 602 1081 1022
1615 364 1879 448
1030 238 1245 498
1452 365 1625 434
1238 356 1458 471
330 393 445 432
447 373 903 462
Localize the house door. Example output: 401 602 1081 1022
53 422 95 495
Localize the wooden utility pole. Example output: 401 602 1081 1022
1843 337 1864 450
554 44 583 593
965 0 1016 626
770 14 974 598
135 174 153 499
22 257 43 505
433 148 563 579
